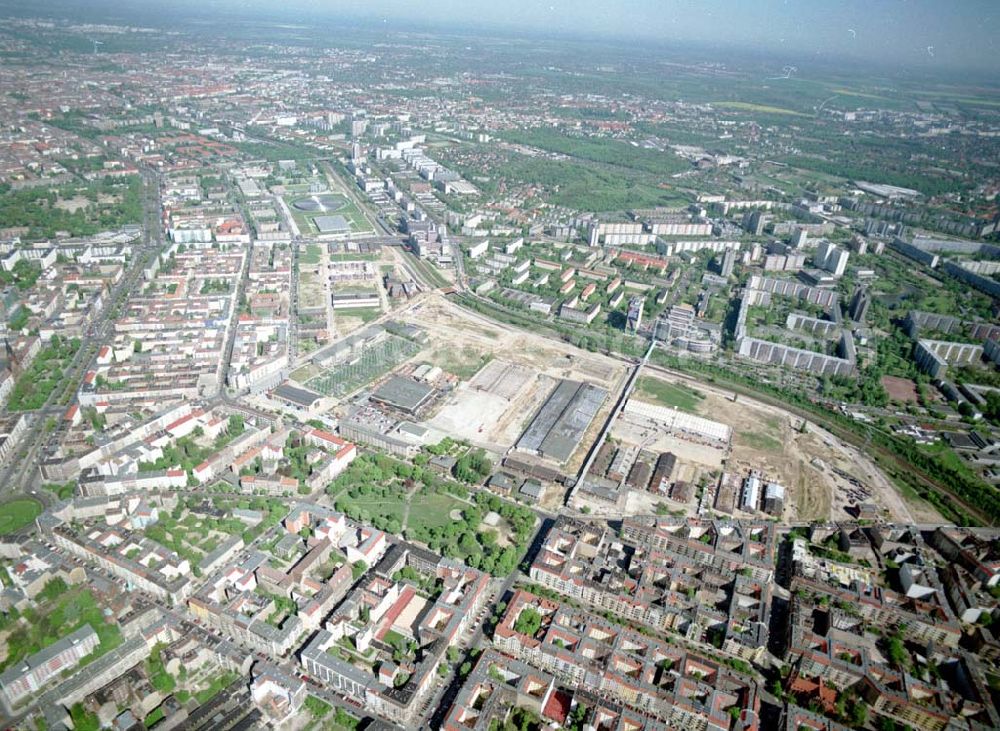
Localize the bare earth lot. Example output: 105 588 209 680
402 295 630 469
643 367 941 523
881 375 920 403
290 284 936 525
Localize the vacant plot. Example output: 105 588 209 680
469 359 534 400
0 498 42 534
301 243 323 265
882 375 919 403
290 363 323 383
657 367 937 523
634 376 704 413
428 345 494 380
298 269 325 311
334 307 381 324
736 431 783 453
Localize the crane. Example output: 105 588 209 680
90 39 104 54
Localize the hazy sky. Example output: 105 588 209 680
221 0 996 71
18 0 1000 74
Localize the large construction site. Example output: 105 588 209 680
570 362 943 525
402 297 629 473
284 289 937 523
281 294 630 506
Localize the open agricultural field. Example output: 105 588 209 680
713 101 807 116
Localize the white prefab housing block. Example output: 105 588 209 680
504 238 524 255
467 240 489 259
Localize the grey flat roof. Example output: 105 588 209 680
516 379 607 463
199 535 243 571
314 215 350 234
519 480 543 498
273 383 323 408
371 376 435 413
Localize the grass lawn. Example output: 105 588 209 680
329 197 373 234
737 431 783 453
144 707 165 728
0 498 42 534
43 481 76 500
301 243 323 265
335 496 405 527
408 492 467 533
635 377 704 413
334 307 381 324
331 253 377 262
382 628 405 647
335 284 378 295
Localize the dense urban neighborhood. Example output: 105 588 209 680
0 2 999 730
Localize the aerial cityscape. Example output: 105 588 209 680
0 1 998 729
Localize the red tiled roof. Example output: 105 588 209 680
543 690 572 724
376 584 417 641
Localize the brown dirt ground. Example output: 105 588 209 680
881 376 919 403
643 367 941 523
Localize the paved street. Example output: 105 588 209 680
0 168 164 498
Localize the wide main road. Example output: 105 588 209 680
0 168 166 497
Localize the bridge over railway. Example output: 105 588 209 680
568 338 657 503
